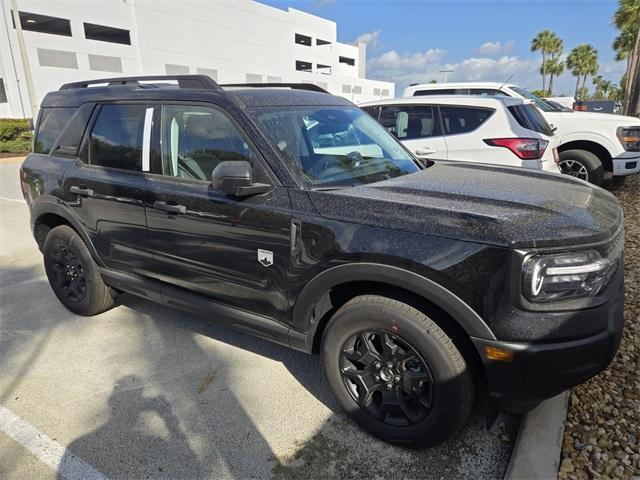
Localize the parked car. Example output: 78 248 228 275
360 96 561 173
404 82 640 185
22 75 624 447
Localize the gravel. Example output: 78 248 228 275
559 175 640 480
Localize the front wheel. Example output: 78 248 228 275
321 295 473 446
558 149 604 186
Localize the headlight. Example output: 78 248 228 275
522 250 612 302
616 126 640 151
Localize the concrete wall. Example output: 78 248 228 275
0 0 394 118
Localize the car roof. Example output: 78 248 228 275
405 82 517 90
360 95 528 108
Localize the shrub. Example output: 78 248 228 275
0 118 33 153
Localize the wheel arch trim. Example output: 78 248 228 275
290 263 496 351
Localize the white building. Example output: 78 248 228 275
0 0 394 119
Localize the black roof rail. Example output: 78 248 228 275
60 75 222 91
221 83 329 94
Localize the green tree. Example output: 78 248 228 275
592 75 616 100
613 0 640 115
531 30 563 92
544 56 565 95
566 44 599 99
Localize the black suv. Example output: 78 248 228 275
21 75 625 446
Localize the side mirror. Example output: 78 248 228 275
211 160 270 197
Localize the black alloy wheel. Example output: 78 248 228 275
48 243 88 303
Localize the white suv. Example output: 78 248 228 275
361 96 560 173
403 82 640 185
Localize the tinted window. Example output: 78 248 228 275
51 104 95 158
510 86 555 112
361 106 379 120
379 106 440 139
413 89 455 96
508 104 554 136
468 89 508 96
161 105 261 182
440 106 493 135
83 22 131 45
89 104 146 170
35 107 75 154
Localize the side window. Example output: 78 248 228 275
35 107 75 154
361 106 379 120
439 106 493 136
89 104 146 171
413 89 455 96
161 105 263 182
378 106 439 139
51 103 95 158
468 89 508 97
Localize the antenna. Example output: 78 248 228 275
498 74 514 91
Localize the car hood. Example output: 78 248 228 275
545 110 640 125
308 162 622 249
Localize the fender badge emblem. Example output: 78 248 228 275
258 249 273 267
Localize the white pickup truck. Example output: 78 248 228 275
403 82 640 186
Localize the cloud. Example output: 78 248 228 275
367 49 539 94
474 41 514 56
354 30 382 49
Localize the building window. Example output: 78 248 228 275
317 64 331 74
37 48 78 69
352 86 362 94
316 39 331 46
14 11 71 37
166 64 190 75
267 75 282 83
246 73 262 83
295 33 312 46
296 61 312 72
0 79 7 103
342 85 351 94
374 88 381 96
84 22 131 45
381 89 390 97
339 56 355 66
88 54 123 73
197 67 218 81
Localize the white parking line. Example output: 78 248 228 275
0 196 25 203
0 405 109 480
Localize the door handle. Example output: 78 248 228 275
69 185 95 197
153 200 186 214
414 147 436 157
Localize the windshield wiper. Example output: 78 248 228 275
311 186 345 191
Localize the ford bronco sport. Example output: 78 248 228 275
21 75 625 446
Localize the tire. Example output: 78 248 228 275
558 149 604 186
43 225 114 316
321 295 473 446
612 176 626 186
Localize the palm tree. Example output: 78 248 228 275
566 44 599 99
613 0 640 115
592 75 615 99
545 56 565 95
531 30 562 92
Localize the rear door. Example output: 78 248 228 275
61 103 155 277
376 104 448 159
144 102 292 320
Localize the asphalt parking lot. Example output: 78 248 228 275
0 160 518 479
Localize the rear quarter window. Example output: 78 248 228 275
34 107 76 154
439 106 494 135
508 104 554 136
50 103 95 158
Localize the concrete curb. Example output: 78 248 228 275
504 391 570 480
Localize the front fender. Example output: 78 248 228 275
289 262 496 352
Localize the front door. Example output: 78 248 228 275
376 104 448 160
144 103 292 320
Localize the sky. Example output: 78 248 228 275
260 0 626 96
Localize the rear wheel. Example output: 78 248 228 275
558 149 604 186
321 295 473 446
43 225 114 316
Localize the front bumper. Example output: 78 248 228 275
471 286 625 414
612 153 640 176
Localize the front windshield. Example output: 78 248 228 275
252 106 421 189
510 86 556 112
